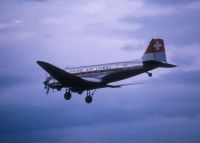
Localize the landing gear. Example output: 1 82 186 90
57 87 62 91
64 91 71 100
85 90 96 104
147 71 152 77
63 89 97 103
85 96 93 104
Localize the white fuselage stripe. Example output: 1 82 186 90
65 60 143 77
142 51 166 62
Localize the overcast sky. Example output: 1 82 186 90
0 0 200 143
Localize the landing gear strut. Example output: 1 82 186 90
146 71 152 77
85 90 96 104
64 90 71 100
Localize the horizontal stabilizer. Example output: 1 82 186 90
143 60 177 68
159 62 177 68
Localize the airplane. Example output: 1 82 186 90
37 38 176 104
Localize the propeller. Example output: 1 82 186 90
43 74 58 94
43 74 52 95
46 86 50 94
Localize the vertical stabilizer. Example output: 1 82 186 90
142 39 166 62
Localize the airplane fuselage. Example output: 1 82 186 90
66 60 151 83
45 60 159 94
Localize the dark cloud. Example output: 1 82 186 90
0 71 31 91
0 68 200 141
150 69 200 86
0 44 46 92
0 81 200 143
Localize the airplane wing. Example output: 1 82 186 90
37 61 98 88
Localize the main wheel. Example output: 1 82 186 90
64 92 71 100
85 96 93 104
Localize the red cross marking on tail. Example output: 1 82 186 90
154 41 162 51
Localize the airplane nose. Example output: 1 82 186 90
43 79 49 85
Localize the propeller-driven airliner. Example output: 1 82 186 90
37 39 176 104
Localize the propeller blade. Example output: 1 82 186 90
46 87 50 94
43 81 48 86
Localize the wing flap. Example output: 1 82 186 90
106 83 142 88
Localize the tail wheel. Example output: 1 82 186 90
148 72 152 77
146 72 152 77
85 96 93 104
64 92 72 100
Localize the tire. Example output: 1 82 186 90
85 96 93 104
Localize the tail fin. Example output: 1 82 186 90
142 39 166 62
142 39 176 68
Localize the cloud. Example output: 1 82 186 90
26 0 48 1
41 17 61 24
121 45 138 51
119 1 200 47
170 45 200 70
0 0 200 143
0 20 23 31
0 98 200 143
18 0 49 2
155 69 200 85
144 0 198 6
83 1 106 15
0 70 31 91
